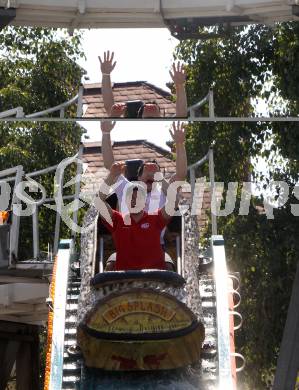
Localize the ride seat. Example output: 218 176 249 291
91 269 186 288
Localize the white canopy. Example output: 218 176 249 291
3 0 299 30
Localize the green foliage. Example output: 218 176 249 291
175 23 299 388
223 193 299 388
0 27 84 259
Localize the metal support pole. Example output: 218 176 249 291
72 143 83 237
273 262 299 390
53 209 61 256
209 88 215 118
76 85 84 117
209 147 217 235
190 168 196 198
9 166 24 267
53 165 65 256
32 206 40 259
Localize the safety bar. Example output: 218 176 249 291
48 239 73 390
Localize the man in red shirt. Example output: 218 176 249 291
95 162 175 271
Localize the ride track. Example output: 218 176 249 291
47 216 241 390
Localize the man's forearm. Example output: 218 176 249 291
102 132 115 170
175 142 187 180
98 173 117 202
102 74 114 115
175 84 187 117
97 174 116 224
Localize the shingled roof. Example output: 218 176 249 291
81 139 176 195
83 81 176 117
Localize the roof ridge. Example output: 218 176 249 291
83 81 172 98
83 139 171 156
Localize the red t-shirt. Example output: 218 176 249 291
102 210 168 270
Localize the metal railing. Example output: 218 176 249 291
0 85 83 120
211 238 245 389
188 88 215 120
27 163 76 259
0 107 24 119
25 86 83 119
187 146 217 235
0 165 24 266
0 150 83 267
228 272 246 386
187 151 245 387
211 235 234 389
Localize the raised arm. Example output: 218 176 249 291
99 51 116 115
161 122 187 197
160 182 182 221
170 122 187 181
170 62 187 118
97 162 124 222
101 121 115 170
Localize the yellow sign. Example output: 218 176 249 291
103 300 175 324
78 288 205 371
86 289 194 334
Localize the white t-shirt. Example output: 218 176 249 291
113 175 166 214
112 175 167 244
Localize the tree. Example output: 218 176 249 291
174 23 299 388
0 27 85 260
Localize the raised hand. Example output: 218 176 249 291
101 121 115 133
169 62 186 86
169 122 186 144
99 51 116 75
110 103 126 118
110 162 125 178
142 103 161 118
143 163 160 175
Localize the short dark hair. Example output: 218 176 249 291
137 159 160 177
137 100 160 118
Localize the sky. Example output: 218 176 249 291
77 28 182 151
76 27 270 189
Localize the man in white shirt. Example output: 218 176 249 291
100 121 187 215
100 121 186 274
